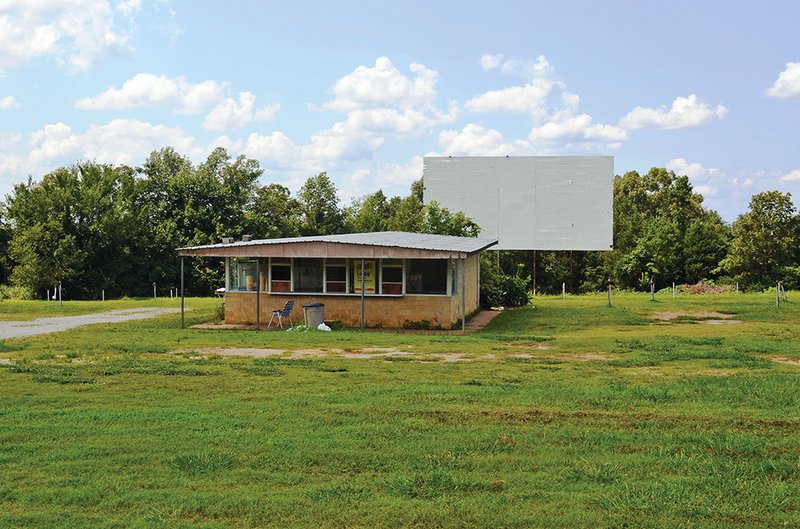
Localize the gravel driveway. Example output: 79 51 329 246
0 308 182 340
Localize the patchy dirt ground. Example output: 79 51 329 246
648 311 740 324
509 352 610 361
771 356 800 366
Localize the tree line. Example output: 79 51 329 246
0 147 477 299
0 147 797 302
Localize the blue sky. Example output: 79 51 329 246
1 0 799 221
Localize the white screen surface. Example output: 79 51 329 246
423 156 613 251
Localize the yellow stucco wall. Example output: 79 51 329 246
224 256 481 328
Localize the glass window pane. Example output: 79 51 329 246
230 259 257 291
326 266 346 282
382 267 402 283
406 260 447 295
295 258 323 292
271 265 290 281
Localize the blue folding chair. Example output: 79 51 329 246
268 300 295 329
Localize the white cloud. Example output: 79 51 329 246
780 169 800 182
342 100 458 135
116 0 141 19
376 156 423 187
242 56 456 174
0 133 22 149
324 57 438 112
438 124 526 156
585 123 629 142
27 119 200 167
0 153 23 174
320 57 457 135
0 0 136 75
766 63 800 99
243 122 385 174
75 73 228 113
344 168 371 186
468 54 626 150
0 95 19 109
667 158 719 180
479 53 503 70
665 158 726 198
202 92 279 131
620 94 728 130
529 113 592 141
465 78 557 116
28 122 81 164
692 185 717 196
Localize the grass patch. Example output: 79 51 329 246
0 293 798 528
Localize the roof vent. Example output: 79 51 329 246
221 237 234 244
241 235 253 242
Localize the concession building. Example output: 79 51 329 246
177 232 497 329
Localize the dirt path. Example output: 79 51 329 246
0 308 182 340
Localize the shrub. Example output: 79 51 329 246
0 284 36 300
480 256 530 308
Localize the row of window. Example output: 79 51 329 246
228 257 457 296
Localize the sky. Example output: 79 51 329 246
0 0 799 222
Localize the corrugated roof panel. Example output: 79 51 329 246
177 231 497 255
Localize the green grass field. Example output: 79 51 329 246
0 293 798 528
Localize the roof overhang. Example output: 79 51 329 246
177 232 498 259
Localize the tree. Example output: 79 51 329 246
722 191 797 288
683 211 730 283
137 147 262 294
246 184 300 238
5 163 143 298
422 201 480 237
609 167 711 288
297 173 345 235
345 190 394 233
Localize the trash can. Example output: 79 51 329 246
303 302 325 329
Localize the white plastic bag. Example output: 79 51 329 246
317 323 331 331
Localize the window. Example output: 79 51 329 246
271 259 291 292
230 258 258 291
406 260 448 295
325 259 347 293
294 258 323 292
381 259 403 295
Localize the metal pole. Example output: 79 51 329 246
360 258 365 329
650 282 655 301
58 281 62 307
153 282 157 300
562 282 565 299
607 281 612 307
180 257 185 328
255 259 261 331
46 288 49 301
736 282 739 294
102 289 105 301
461 257 466 333
776 282 780 307
672 282 675 299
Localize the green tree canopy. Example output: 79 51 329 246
722 191 798 288
297 173 345 236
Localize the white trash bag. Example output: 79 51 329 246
317 323 331 332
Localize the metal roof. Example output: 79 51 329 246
177 231 497 257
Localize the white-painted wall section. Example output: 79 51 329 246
423 156 614 251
